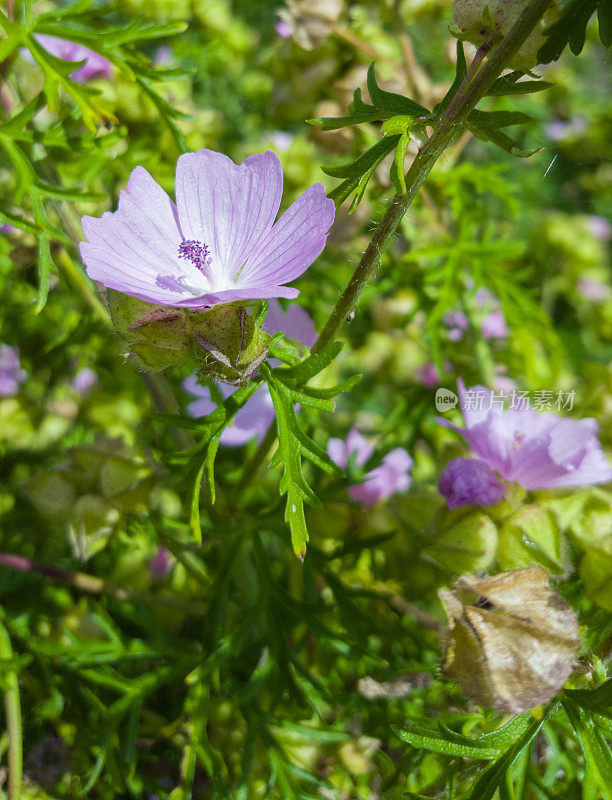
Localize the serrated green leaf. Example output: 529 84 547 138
469 714 548 800
323 135 400 179
434 40 467 115
205 435 220 504
562 695 612 799
395 721 503 759
366 63 429 118
467 110 533 130
538 0 599 63
282 341 343 386
467 121 539 158
599 1 612 46
564 680 612 715
485 72 553 96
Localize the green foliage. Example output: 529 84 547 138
538 0 612 63
0 0 610 797
261 349 360 558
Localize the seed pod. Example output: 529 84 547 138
439 566 580 712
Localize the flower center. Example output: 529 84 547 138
178 240 213 282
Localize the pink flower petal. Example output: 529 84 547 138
238 183 335 289
81 167 204 306
175 149 283 285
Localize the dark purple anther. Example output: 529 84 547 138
178 240 212 276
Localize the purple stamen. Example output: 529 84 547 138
178 240 212 277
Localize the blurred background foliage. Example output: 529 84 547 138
0 0 611 797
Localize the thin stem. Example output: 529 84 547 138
234 422 278 500
0 620 22 800
57 248 111 323
0 551 207 614
313 0 552 354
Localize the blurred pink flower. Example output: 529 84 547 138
36 34 113 82
481 309 509 340
80 150 334 309
443 311 469 342
586 216 611 240
545 117 587 142
0 344 26 396
439 380 612 490
72 367 98 395
275 19 292 37
149 546 173 579
415 360 452 388
327 427 413 505
578 278 610 303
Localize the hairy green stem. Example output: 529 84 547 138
313 0 552 353
0 620 22 800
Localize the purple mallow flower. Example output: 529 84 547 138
0 345 26 396
438 457 505 509
327 427 413 505
36 35 113 83
183 300 316 446
438 380 612 493
80 149 335 309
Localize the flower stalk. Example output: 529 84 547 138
0 619 22 800
313 0 553 354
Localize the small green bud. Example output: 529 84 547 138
498 504 565 573
381 115 414 137
68 495 119 560
427 507 498 574
580 537 612 611
452 0 561 70
191 304 269 384
107 289 192 371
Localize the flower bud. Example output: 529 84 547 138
277 0 343 51
427 507 498 573
497 504 565 572
439 566 580 712
107 289 191 371
452 0 561 70
580 537 612 611
191 304 269 384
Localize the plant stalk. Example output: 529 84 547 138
313 0 552 353
0 620 22 800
